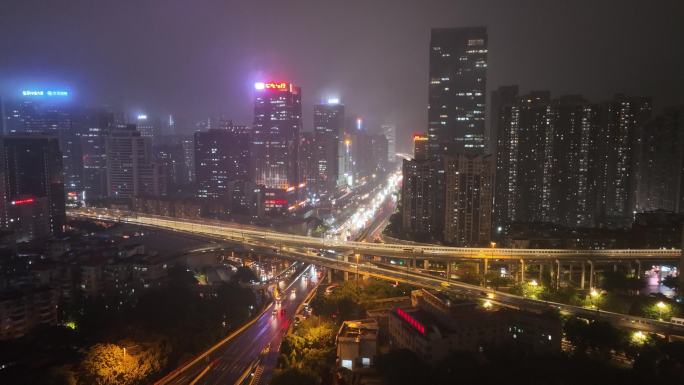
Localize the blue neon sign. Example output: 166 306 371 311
21 89 69 97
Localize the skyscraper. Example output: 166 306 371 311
595 95 652 224
637 107 684 213
401 158 439 237
382 123 396 163
105 124 165 198
443 153 494 246
194 121 251 199
252 81 303 212
314 100 344 193
494 89 551 231
252 81 302 189
0 135 65 240
81 110 114 200
412 133 428 161
428 27 488 157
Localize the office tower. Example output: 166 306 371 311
637 107 684 212
494 90 550 232
595 95 652 224
252 81 302 212
314 100 344 193
401 159 439 237
412 133 429 161
105 124 165 198
382 123 396 163
194 121 251 199
443 154 494 246
0 135 65 240
81 110 114 199
428 27 488 157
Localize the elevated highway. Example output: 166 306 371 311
69 208 684 337
70 208 681 263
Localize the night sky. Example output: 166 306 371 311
1 0 682 150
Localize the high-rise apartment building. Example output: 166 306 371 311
194 121 250 200
494 90 550 232
105 124 165 198
443 154 494 246
595 95 652 224
0 135 65 240
314 100 344 192
401 159 439 237
637 107 684 213
428 27 488 157
494 89 651 230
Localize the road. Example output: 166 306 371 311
158 264 320 385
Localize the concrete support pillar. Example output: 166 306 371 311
344 255 349 281
580 262 586 289
588 260 595 289
613 264 618 273
411 257 416 270
635 260 642 278
482 258 489 287
520 259 525 283
539 264 543 283
327 269 333 284
555 260 561 290
423 259 429 270
446 262 452 281
568 263 574 285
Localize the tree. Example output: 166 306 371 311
232 266 259 284
79 341 167 385
663 275 679 291
271 367 317 385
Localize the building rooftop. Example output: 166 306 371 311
338 318 379 341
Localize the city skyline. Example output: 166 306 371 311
1 1 683 151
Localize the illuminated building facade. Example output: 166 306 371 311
252 82 302 213
428 27 488 157
0 135 65 240
412 133 428 161
314 100 344 192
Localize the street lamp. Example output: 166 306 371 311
590 288 601 314
656 301 668 320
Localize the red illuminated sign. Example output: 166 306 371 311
265 82 288 90
396 307 425 334
265 199 288 206
11 198 35 205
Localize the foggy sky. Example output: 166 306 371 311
1 0 683 151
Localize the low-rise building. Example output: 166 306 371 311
0 286 58 340
336 318 379 371
387 289 561 364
